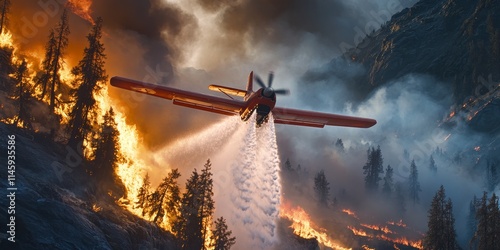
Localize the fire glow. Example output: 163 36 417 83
280 204 352 250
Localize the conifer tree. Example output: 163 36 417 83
92 108 125 199
475 192 489 249
382 165 394 196
175 160 215 250
486 193 500 249
335 138 345 152
467 195 479 249
314 170 330 205
429 155 437 173
363 146 384 191
210 217 236 250
408 159 421 204
486 160 499 192
283 158 292 172
35 8 70 111
147 169 181 225
423 186 457 250
67 17 107 148
136 173 151 216
0 0 10 34
394 182 406 216
13 60 34 130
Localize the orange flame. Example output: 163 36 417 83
342 209 359 219
280 204 351 250
68 0 94 24
0 30 13 47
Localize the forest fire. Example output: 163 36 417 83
342 209 359 219
348 222 423 249
280 204 351 250
67 0 94 24
0 30 13 47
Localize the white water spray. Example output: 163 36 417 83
152 114 281 249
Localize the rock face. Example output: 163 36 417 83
0 124 178 250
348 0 500 103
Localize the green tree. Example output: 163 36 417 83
210 217 236 250
423 186 457 250
92 108 125 199
408 159 421 204
67 17 107 149
136 173 151 216
35 8 70 112
314 170 330 205
382 165 394 196
363 146 384 191
0 0 10 34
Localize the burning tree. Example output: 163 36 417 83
35 8 70 112
175 160 215 250
136 173 151 216
423 185 458 250
210 217 236 250
0 0 10 34
408 159 421 204
67 17 107 149
91 108 125 199
363 145 384 191
314 170 330 205
147 168 181 226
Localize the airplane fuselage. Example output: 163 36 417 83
240 88 276 125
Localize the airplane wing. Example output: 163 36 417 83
110 76 246 116
272 107 377 128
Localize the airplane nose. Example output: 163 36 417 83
263 87 274 98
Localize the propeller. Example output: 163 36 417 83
254 72 290 98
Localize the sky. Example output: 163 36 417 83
7 0 498 247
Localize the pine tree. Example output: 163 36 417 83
486 160 499 192
486 193 500 249
136 173 151 216
475 192 489 250
210 217 236 250
67 17 107 149
363 146 384 191
423 186 457 250
0 0 10 34
13 60 34 130
147 169 181 225
175 160 215 250
92 108 125 199
467 195 479 249
408 159 421 204
314 170 330 205
35 8 70 112
394 182 406 216
335 138 345 152
283 158 292 172
429 155 437 173
382 165 394 196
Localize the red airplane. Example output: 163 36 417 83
110 72 376 128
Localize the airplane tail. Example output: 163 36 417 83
246 71 254 97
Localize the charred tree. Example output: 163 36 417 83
314 170 330 206
210 217 236 250
429 155 437 173
0 0 10 34
466 195 479 249
67 17 107 149
363 146 384 191
35 8 70 112
91 108 125 199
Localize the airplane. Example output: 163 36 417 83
109 71 376 128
